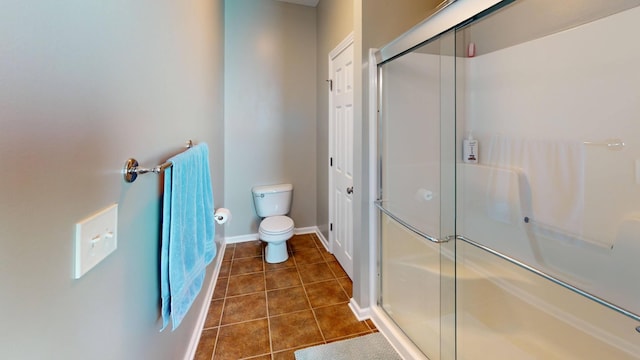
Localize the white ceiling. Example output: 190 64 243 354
276 0 320 7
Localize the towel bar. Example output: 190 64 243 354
123 140 193 183
583 138 624 151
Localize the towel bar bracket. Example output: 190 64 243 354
124 158 140 183
123 140 194 183
123 158 171 183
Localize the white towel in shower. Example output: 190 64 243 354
487 135 589 246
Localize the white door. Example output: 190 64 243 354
328 34 354 279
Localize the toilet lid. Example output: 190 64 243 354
261 216 294 234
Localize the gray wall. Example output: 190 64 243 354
316 0 354 241
224 0 317 237
0 0 225 359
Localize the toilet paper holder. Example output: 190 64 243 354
214 208 231 225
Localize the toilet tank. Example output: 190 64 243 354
252 183 293 217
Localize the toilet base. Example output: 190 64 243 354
265 241 288 263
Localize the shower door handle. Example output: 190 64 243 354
346 186 353 194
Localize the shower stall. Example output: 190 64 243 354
373 1 640 359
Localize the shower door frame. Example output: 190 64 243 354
374 25 458 360
370 3 506 359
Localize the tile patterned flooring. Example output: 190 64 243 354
194 234 377 360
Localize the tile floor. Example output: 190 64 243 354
194 234 377 360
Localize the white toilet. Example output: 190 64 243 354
252 183 295 263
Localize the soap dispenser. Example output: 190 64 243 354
463 132 478 164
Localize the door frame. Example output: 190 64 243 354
328 31 354 264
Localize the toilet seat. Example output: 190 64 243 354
259 216 294 263
259 216 294 235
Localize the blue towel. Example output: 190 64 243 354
161 143 216 331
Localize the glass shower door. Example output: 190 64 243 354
454 1 640 358
378 30 456 360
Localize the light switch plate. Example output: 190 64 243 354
74 203 118 279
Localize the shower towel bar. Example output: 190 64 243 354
374 200 451 244
123 140 194 183
583 138 624 151
457 235 640 324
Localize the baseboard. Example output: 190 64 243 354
348 298 371 321
293 226 317 235
182 242 227 360
225 233 258 244
224 226 325 245
313 228 329 250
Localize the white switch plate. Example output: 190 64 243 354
74 203 118 279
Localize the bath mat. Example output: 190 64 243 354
294 333 402 360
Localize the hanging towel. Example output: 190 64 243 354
487 135 589 245
161 143 215 331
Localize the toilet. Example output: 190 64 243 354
252 183 295 263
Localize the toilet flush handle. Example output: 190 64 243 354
346 186 353 194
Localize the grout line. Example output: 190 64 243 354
302 239 328 344
274 341 325 356
217 316 269 328
263 244 274 360
211 253 232 360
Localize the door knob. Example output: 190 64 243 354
346 186 353 194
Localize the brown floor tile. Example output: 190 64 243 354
265 267 301 290
230 256 264 275
292 247 325 265
365 319 378 332
304 279 349 308
311 233 323 244
221 292 267 325
212 277 228 300
326 332 372 343
320 250 338 263
337 276 353 298
219 260 232 278
272 348 297 360
223 246 234 261
245 355 272 360
270 310 324 351
194 327 217 360
235 240 263 258
267 286 310 316
194 240 366 359
288 234 317 251
327 261 348 278
215 319 270 360
314 303 370 341
265 256 296 271
204 299 224 329
227 272 265 296
298 262 334 284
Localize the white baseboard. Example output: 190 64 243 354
224 226 324 245
314 228 329 250
348 298 371 321
294 226 317 235
225 233 258 244
183 242 227 360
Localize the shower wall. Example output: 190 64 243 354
457 4 640 315
455 3 640 359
